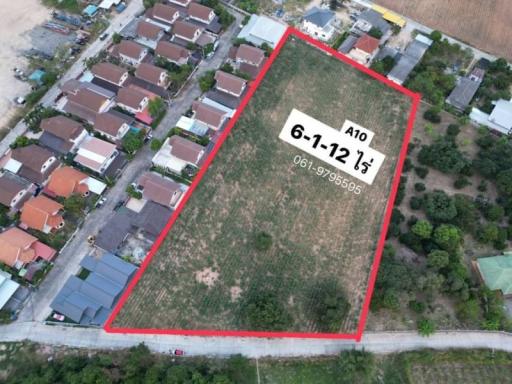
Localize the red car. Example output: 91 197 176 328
173 349 184 356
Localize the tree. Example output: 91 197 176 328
433 224 462 252
417 318 436 336
368 27 383 39
148 97 165 118
254 231 272 251
122 130 145 154
484 204 504 222
337 350 376 384
446 123 460 137
150 138 162 151
427 250 450 270
198 70 216 92
10 135 35 149
414 182 426 192
240 290 291 331
126 185 142 199
477 222 500 244
418 139 468 174
64 194 86 214
456 298 481 323
425 191 457 222
112 32 122 44
429 30 442 42
496 169 512 196
306 279 350 332
414 166 429 179
411 219 433 239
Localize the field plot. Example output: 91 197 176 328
376 0 512 61
110 35 414 336
409 362 512 384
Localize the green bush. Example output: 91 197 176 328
417 318 436 336
414 182 426 192
254 231 272 251
414 166 429 179
240 290 291 331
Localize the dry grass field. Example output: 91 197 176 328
113 37 412 333
376 0 512 61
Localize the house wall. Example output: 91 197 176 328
118 97 149 114
302 20 334 41
189 11 215 24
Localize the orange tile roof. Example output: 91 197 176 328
354 34 380 54
0 227 37 267
47 166 89 198
20 195 64 232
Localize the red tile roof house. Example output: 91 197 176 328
171 20 203 43
192 100 229 131
0 227 56 271
348 34 380 66
187 2 215 25
94 112 133 143
146 3 180 31
20 195 65 234
91 62 129 87
214 70 247 97
135 63 171 89
74 136 119 175
1 145 61 185
152 135 205 174
0 171 35 212
117 40 149 67
63 87 115 124
46 166 90 198
136 171 184 208
155 40 190 66
136 20 165 49
39 116 89 155
116 87 150 114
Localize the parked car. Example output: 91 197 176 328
14 96 26 105
173 349 184 356
99 32 109 41
96 196 107 208
52 313 65 321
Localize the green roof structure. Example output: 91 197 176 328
476 253 512 295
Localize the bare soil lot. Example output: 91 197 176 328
376 0 512 61
113 37 413 334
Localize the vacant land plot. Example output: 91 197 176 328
376 0 512 61
113 37 412 334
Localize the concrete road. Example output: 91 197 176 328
0 0 145 156
0 322 512 357
17 11 244 323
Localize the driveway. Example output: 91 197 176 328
17 10 244 323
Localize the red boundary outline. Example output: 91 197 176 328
104 27 421 341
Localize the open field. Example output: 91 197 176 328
113 36 412 334
376 0 512 61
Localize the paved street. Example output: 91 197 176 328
17 10 243 323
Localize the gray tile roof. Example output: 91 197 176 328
338 35 358 54
303 7 335 28
358 10 390 35
446 77 481 111
388 40 430 84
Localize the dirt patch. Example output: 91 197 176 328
195 268 219 288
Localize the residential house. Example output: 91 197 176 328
351 9 391 41
50 252 137 325
155 40 190 65
302 7 336 41
39 116 88 156
171 20 203 43
192 100 228 131
63 87 115 123
136 20 165 48
75 136 119 175
231 44 265 79
470 99 512 135
214 70 247 98
91 62 129 87
0 271 20 310
338 35 358 54
0 172 34 211
188 2 215 25
348 34 380 66
475 252 512 297
20 195 64 234
117 87 149 114
146 3 180 31
46 166 107 198
446 68 485 111
136 171 184 208
169 0 191 7
117 40 148 66
387 34 433 85
94 111 133 142
135 63 170 88
2 145 60 185
0 227 56 269
237 14 287 48
152 135 205 174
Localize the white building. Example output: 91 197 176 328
302 7 336 41
237 14 287 48
470 99 512 135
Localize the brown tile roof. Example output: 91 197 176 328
117 87 147 110
188 2 213 22
168 135 204 164
40 116 84 141
118 40 146 60
192 101 227 129
214 71 246 96
21 195 64 232
68 88 109 113
11 145 54 173
135 63 167 86
172 20 202 40
0 172 30 207
155 40 190 62
152 3 179 24
0 227 37 267
91 62 128 85
236 44 265 66
94 112 130 137
138 172 182 207
79 137 117 158
354 34 379 54
136 20 163 40
47 166 89 198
